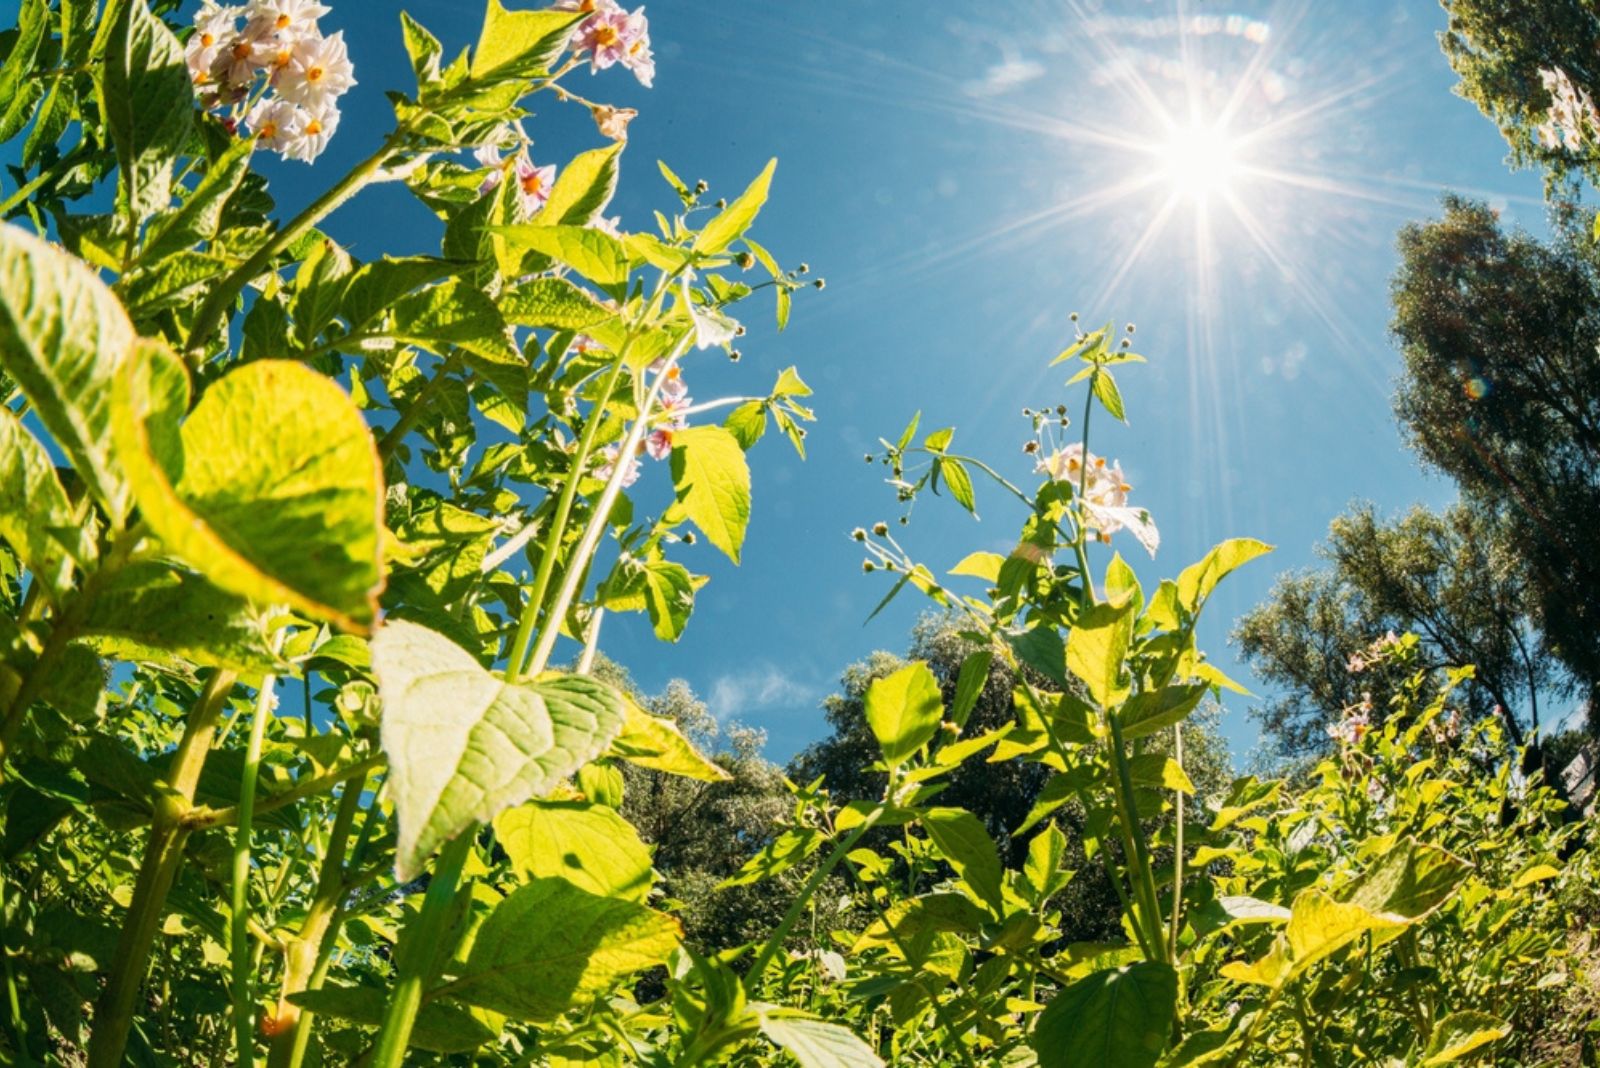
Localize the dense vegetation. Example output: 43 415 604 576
0 0 1593 1065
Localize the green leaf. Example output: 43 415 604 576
0 407 83 601
1420 1011 1512 1065
1023 822 1071 904
643 560 695 642
398 11 444 91
1092 368 1127 422
78 561 285 676
719 827 822 889
694 158 777 254
493 799 654 901
949 551 1004 582
939 458 976 514
141 136 255 262
389 280 520 365
757 1010 884 1068
340 256 464 337
1118 684 1207 741
607 698 731 783
372 621 626 880
864 662 944 770
538 143 623 226
922 807 1004 916
471 2 582 83
1285 889 1405 980
1067 595 1136 707
1032 963 1177 1068
725 400 767 449
101 0 192 223
1176 538 1273 613
670 426 751 564
0 222 136 519
949 649 992 728
493 224 628 288
446 877 680 1021
499 277 612 332
111 350 384 632
289 983 494 1054
0 1 47 145
1342 838 1470 921
1129 754 1193 794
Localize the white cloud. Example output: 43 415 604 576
964 56 1045 98
707 665 816 722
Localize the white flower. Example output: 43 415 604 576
276 29 356 107
595 442 641 488
681 279 740 349
246 97 304 154
187 2 241 86
244 0 330 40
211 31 274 89
279 100 340 163
1038 445 1160 557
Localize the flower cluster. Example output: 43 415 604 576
1536 67 1598 152
1036 442 1161 557
1345 629 1402 675
593 361 692 487
556 0 655 88
187 0 356 164
475 139 558 220
1327 692 1374 745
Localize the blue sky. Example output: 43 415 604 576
99 2 1560 760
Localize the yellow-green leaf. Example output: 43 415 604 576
607 698 731 783
669 425 751 564
694 158 777 254
1421 1011 1511 1065
864 661 944 770
493 799 654 901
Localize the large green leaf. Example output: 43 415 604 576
101 0 192 222
606 698 731 783
111 351 384 632
493 225 629 289
288 983 494 1054
1342 838 1471 921
669 426 751 564
444 877 680 1021
538 143 623 227
77 561 286 676
1176 538 1272 614
694 159 778 254
757 1009 884 1068
0 223 136 519
1118 683 1207 741
471 1 582 84
372 621 626 880
499 277 612 332
1420 1011 1511 1065
141 136 255 263
389 280 520 365
0 407 83 601
1033 963 1177 1068
1067 594 1136 707
642 559 696 642
1284 889 1404 981
863 661 944 770
922 807 1005 916
493 799 654 901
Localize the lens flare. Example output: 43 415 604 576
1155 120 1242 201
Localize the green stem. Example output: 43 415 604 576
185 754 383 831
269 768 369 1068
743 806 885 995
184 127 411 365
88 670 237 1068
376 355 460 458
505 350 632 679
230 668 281 1065
0 879 36 1066
1169 723 1185 961
369 831 474 1068
0 141 87 219
1108 712 1168 964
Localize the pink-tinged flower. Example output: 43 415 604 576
575 9 636 73
276 29 356 107
1037 445 1159 557
243 0 329 40
246 97 304 154
554 0 622 12
474 141 507 195
650 360 689 400
620 10 654 87
1035 443 1087 483
658 391 692 428
514 156 556 219
572 334 600 353
595 443 641 487
645 428 674 460
279 100 339 163
211 33 274 89
591 104 637 140
187 3 240 87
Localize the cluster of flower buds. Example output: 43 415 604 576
1345 630 1402 675
1034 442 1160 557
1536 67 1599 152
556 0 655 88
187 0 355 164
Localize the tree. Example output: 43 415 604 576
1391 196 1600 726
1235 501 1566 762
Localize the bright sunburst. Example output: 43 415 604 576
1153 120 1244 202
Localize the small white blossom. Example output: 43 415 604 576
245 97 304 154
244 0 330 40
276 29 356 107
280 100 340 163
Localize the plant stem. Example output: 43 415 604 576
1108 711 1168 965
269 768 370 1068
743 806 884 995
376 355 460 458
0 142 87 219
369 832 474 1068
88 669 237 1068
185 754 383 831
505 350 632 679
1169 723 1185 961
524 328 696 677
184 128 410 365
230 667 282 1066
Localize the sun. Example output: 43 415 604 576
1155 120 1243 202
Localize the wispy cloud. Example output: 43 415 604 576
707 665 817 722
963 55 1045 98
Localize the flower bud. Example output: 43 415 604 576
872 522 889 536
1069 311 1079 321
797 262 810 274
683 531 697 545
863 453 875 463
862 560 875 573
716 198 727 209
851 528 867 541
813 278 826 290
694 179 709 194
728 349 741 362
736 251 755 269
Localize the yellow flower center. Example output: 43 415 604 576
273 49 292 68
593 23 620 48
232 41 252 60
201 32 215 47
628 37 645 56
520 170 544 195
275 13 291 28
304 119 323 136
259 121 277 138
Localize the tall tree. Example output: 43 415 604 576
1236 501 1567 761
1391 196 1600 722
